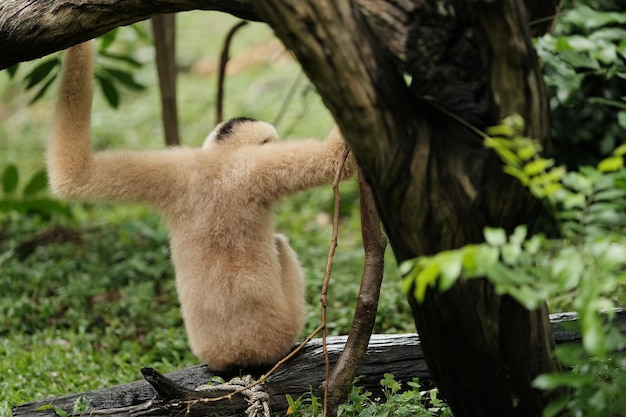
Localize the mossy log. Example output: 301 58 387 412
12 310 625 417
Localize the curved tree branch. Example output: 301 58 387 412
0 0 259 69
0 0 560 70
326 168 387 416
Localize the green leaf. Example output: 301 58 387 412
35 405 69 417
517 143 537 161
486 124 515 138
524 158 554 176
29 73 59 104
581 309 605 357
23 169 48 196
503 165 530 185
24 57 60 90
484 227 506 246
102 67 145 90
618 111 626 130
6 63 19 78
2 164 19 194
436 250 463 292
501 243 522 265
593 187 626 201
97 74 120 108
532 372 595 390
541 395 570 417
598 155 624 172
98 28 119 51
398 259 416 276
554 343 585 366
461 245 499 277
99 50 143 68
551 248 583 291
523 235 543 255
509 225 528 246
495 148 522 167
413 262 440 303
587 96 626 111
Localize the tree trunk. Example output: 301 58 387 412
252 1 563 416
152 14 180 146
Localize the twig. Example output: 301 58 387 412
176 323 326 406
215 20 249 124
272 71 305 130
321 147 351 417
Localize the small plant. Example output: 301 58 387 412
0 164 71 219
285 375 452 417
5 26 147 107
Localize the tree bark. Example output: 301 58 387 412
0 1 558 70
252 1 563 416
14 311 623 417
0 0 259 69
152 14 180 146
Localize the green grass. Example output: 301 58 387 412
0 12 412 416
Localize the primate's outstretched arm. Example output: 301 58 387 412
47 41 183 208
236 126 357 202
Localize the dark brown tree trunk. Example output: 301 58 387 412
252 1 563 416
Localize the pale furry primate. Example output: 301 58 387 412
47 41 356 371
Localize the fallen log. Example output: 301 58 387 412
12 310 626 417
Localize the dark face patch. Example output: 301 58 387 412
215 117 257 141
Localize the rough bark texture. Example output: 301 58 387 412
252 1 563 416
13 333 431 417
0 0 258 69
0 0 557 70
15 311 622 417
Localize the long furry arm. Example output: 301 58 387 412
241 126 357 201
47 41 184 208
47 41 95 196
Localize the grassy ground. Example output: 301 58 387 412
0 12 414 415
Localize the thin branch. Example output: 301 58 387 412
321 147 351 417
272 71 305 130
215 20 249 124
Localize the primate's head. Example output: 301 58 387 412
203 117 278 150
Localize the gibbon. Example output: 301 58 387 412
47 41 356 371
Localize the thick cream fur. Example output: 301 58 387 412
47 41 356 371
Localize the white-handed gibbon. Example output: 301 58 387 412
47 41 356 371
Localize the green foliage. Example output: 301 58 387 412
536 3 626 166
4 26 147 108
94 30 147 108
401 120 626 416
286 375 452 417
0 164 71 218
